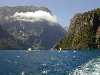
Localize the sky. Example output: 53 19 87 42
0 0 100 27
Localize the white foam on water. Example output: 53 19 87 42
21 71 25 75
42 70 49 74
70 57 100 75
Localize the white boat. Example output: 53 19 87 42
27 48 32 51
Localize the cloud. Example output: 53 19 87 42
12 10 57 23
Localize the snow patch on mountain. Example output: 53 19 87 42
12 10 57 23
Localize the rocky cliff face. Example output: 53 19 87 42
55 8 100 50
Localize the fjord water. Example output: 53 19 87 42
0 49 100 75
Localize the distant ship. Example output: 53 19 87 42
27 48 32 51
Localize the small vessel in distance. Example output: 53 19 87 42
27 48 32 51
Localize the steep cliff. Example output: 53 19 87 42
55 8 100 50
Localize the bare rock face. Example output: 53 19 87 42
55 8 100 50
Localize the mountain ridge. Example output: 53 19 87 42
0 6 66 50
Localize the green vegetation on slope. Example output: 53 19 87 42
55 8 100 50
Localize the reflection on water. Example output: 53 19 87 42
0 50 99 75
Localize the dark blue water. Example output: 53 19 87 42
0 49 100 75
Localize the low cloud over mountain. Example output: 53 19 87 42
12 10 57 23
